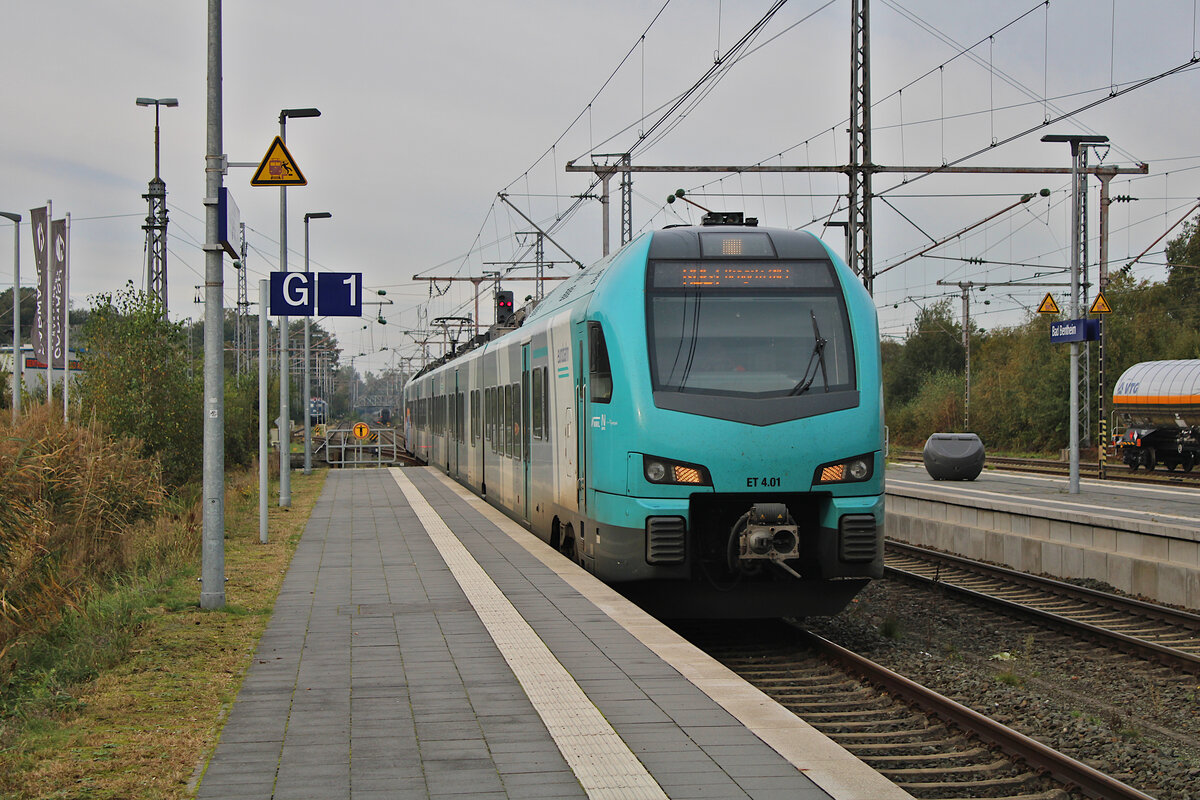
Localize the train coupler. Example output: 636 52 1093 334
728 503 803 579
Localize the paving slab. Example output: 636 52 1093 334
195 467 904 799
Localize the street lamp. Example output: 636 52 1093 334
136 97 178 317
1 212 19 423
277 107 320 507
303 211 332 475
1041 133 1108 495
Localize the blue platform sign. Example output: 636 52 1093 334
268 271 363 317
1050 318 1099 343
318 272 363 317
269 272 315 316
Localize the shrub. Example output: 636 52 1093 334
75 287 202 487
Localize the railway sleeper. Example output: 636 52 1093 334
810 713 931 731
831 724 953 742
897 777 1056 796
878 758 1018 778
772 689 882 704
841 738 967 755
864 746 990 764
792 702 904 719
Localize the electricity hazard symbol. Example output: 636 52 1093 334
1037 293 1060 314
353 422 370 440
1089 293 1112 314
251 136 307 186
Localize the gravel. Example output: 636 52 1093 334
805 577 1200 800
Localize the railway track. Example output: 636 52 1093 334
676 620 1152 800
885 540 1200 674
891 449 1200 487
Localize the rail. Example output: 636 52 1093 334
799 629 1158 800
886 540 1200 674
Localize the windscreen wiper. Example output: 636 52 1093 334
789 311 828 396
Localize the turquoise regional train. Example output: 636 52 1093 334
403 214 884 618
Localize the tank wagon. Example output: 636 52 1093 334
1113 359 1200 471
403 215 885 618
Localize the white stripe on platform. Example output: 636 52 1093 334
389 468 667 800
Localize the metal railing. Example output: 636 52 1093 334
323 426 401 468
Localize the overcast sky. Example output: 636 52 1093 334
5 1 1199 376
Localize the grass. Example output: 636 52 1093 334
878 614 903 640
0 466 327 800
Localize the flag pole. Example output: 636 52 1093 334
62 212 70 421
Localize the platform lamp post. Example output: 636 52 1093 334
277 107 320 507
2 212 19 423
1042 133 1108 495
136 97 178 318
303 211 331 475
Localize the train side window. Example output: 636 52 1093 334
503 384 511 457
542 368 551 443
491 386 498 453
532 368 544 440
512 382 521 461
458 391 465 444
588 321 613 403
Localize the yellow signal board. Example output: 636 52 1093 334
251 136 307 186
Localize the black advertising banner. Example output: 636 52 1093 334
29 206 48 363
50 218 68 368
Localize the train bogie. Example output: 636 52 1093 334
404 217 884 618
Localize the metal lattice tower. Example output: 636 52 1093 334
1078 150 1092 446
620 153 633 246
137 97 177 318
143 178 168 315
848 0 873 294
236 222 249 377
534 232 546 301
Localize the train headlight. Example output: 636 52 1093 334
848 458 871 480
814 454 875 484
645 460 667 482
643 455 712 486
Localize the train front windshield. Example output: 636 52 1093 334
647 260 855 399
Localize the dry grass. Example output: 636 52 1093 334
0 464 327 800
0 408 164 659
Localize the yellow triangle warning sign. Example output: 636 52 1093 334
1089 293 1112 314
1037 293 1060 314
250 136 307 186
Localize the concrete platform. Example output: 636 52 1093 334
194 467 905 800
886 463 1200 608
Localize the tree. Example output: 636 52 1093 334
884 300 964 407
0 287 37 340
1164 217 1200 330
76 286 203 487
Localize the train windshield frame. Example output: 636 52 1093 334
645 259 859 425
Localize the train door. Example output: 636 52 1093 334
575 327 588 514
449 370 460 475
521 344 531 519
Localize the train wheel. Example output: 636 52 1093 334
1185 455 1196 473
1145 451 1157 471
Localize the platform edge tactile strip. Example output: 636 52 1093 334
389 467 669 800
